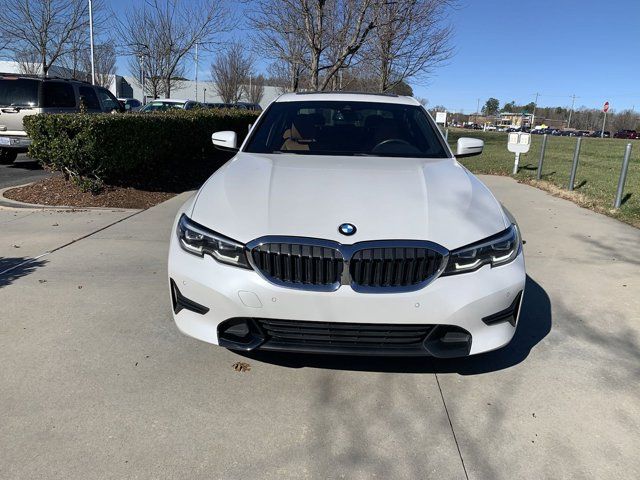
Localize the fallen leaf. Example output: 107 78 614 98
233 362 251 373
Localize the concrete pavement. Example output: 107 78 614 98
1 176 639 479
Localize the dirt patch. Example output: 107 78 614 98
4 176 175 209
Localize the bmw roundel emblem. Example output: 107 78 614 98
338 223 357 236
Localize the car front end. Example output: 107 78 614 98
167 93 526 358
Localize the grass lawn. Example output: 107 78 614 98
447 129 640 228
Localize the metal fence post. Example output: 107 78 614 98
614 143 633 209
568 136 582 191
445 128 449 141
537 134 548 180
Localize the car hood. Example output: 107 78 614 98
190 153 509 250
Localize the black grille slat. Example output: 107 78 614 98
257 319 434 349
252 243 343 287
350 247 443 288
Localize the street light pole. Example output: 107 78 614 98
139 54 146 105
532 92 539 129
194 42 198 102
567 94 576 129
88 0 96 85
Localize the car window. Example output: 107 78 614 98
244 101 449 158
129 100 140 108
78 86 101 110
42 82 76 108
0 78 40 107
96 88 120 112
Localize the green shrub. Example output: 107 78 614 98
24 109 259 191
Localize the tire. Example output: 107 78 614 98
0 148 18 164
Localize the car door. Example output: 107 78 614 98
41 81 78 114
95 87 123 113
78 86 102 113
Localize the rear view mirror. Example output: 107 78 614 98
212 131 238 151
456 137 484 158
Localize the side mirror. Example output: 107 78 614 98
456 137 484 158
212 131 238 151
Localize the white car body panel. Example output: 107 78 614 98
190 153 509 250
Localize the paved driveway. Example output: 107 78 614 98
1 176 638 479
0 154 52 189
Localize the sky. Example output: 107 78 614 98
112 0 640 113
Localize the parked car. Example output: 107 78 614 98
591 131 611 138
139 99 202 112
235 102 262 111
168 92 526 358
205 102 230 109
206 102 263 111
0 73 124 164
117 97 142 112
613 129 638 139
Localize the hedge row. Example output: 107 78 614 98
24 109 259 190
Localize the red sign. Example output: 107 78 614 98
603 101 610 113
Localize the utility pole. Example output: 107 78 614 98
532 92 540 128
567 94 577 129
194 42 198 102
88 0 96 85
476 98 480 125
139 54 146 104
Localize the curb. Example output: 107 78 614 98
0 183 141 212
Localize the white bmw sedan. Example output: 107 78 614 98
168 92 525 358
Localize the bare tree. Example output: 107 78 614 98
0 0 91 76
250 5 307 92
243 74 265 104
81 44 116 88
251 0 378 91
368 0 454 92
122 19 170 98
118 0 232 98
16 49 42 75
211 43 253 103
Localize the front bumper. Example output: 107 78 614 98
168 232 526 357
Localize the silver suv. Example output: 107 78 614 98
0 74 124 164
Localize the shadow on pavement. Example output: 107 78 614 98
0 257 47 288
8 160 44 171
237 275 551 375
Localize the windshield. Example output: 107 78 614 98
244 100 449 158
0 78 39 107
140 101 185 112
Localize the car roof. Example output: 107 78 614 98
275 91 421 106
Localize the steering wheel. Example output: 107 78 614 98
371 138 413 153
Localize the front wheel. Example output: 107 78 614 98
0 148 18 164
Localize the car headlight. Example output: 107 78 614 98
176 214 251 269
443 224 521 275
